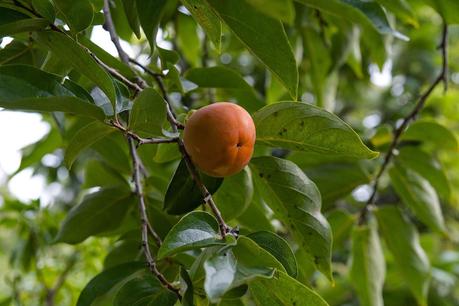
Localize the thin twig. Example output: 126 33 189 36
110 120 178 146
359 22 449 225
128 137 181 298
103 0 130 64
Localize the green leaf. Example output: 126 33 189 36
114 273 178 306
83 160 127 189
248 231 298 278
136 0 167 51
349 223 385 306
250 156 333 280
54 0 94 32
327 209 355 249
181 0 222 51
245 0 295 24
424 0 459 24
36 31 117 107
121 0 141 38
253 102 378 159
401 120 458 151
204 236 280 302
206 0 298 99
250 270 329 306
184 66 264 113
375 206 431 306
164 159 223 215
397 146 451 200
77 262 145 306
177 13 201 67
214 168 253 221
157 211 227 259
32 0 55 22
0 18 48 37
389 163 446 234
297 0 407 40
18 128 61 172
236 187 274 232
64 120 115 169
375 0 417 26
128 87 167 137
56 188 132 244
303 162 371 206
0 65 105 120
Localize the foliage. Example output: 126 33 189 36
0 0 459 305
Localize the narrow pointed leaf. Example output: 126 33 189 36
250 156 333 280
254 102 378 159
375 206 430 305
389 164 446 234
136 0 167 51
350 223 385 306
181 0 222 50
207 0 298 99
36 31 117 106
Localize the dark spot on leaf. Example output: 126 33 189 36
299 120 305 127
267 174 271 179
273 111 278 117
259 173 264 178
314 256 320 265
282 128 287 133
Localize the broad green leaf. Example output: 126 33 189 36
32 0 55 22
350 223 385 306
157 46 180 68
181 0 222 50
245 0 295 24
424 0 459 24
375 206 430 305
36 31 117 106
214 168 253 221
157 211 227 259
154 142 181 163
136 0 167 51
0 65 105 120
121 0 141 38
54 0 94 32
164 159 223 215
250 270 329 306
250 156 333 280
104 239 141 269
397 146 451 200
128 87 167 137
253 102 378 159
56 188 132 244
0 18 48 37
185 66 264 113
248 231 298 278
207 0 298 99
0 40 34 65
77 262 145 306
114 273 177 306
303 162 371 206
64 120 115 168
389 164 446 234
109 0 133 41
204 236 280 302
401 120 458 151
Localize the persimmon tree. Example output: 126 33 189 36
0 0 459 305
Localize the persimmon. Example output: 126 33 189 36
183 102 256 177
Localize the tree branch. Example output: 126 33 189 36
359 21 449 225
128 137 181 298
103 0 130 64
110 120 178 146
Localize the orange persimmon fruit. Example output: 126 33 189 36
183 102 256 177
